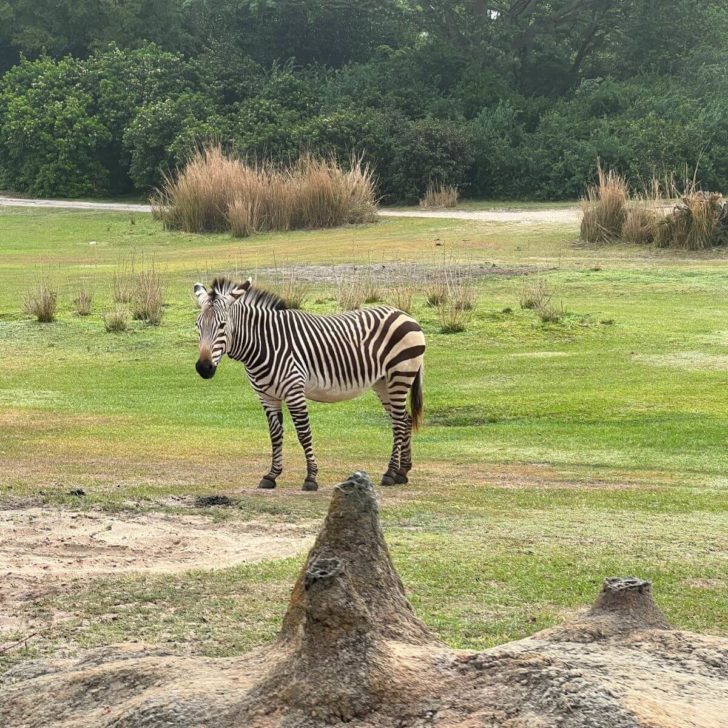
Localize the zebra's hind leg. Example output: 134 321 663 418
258 397 284 489
287 393 319 491
374 379 409 486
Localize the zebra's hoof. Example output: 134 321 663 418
380 473 397 486
394 472 409 485
258 477 277 489
302 478 318 492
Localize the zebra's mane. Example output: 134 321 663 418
210 277 287 310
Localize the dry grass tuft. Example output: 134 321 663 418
390 284 414 313
73 285 93 316
361 267 382 304
622 202 660 244
153 145 377 236
268 268 310 309
655 191 728 250
580 165 628 243
435 261 477 334
336 274 365 311
104 307 130 332
519 277 551 310
131 261 165 325
23 278 58 323
112 257 135 304
519 277 564 323
420 183 459 209
536 298 565 324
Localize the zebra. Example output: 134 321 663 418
193 277 425 491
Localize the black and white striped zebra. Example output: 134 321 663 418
193 277 425 490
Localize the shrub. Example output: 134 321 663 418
154 145 377 235
388 117 474 203
23 278 58 322
131 262 164 325
104 307 130 332
519 278 551 310
579 165 628 243
73 286 93 316
419 183 459 209
655 191 728 250
0 56 111 196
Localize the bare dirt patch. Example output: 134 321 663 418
0 507 315 635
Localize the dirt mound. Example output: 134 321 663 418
0 507 314 633
2 472 727 728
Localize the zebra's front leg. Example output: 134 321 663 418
258 397 284 489
286 393 319 491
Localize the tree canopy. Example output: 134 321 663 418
1 0 727 200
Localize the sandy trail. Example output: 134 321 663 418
0 195 580 223
0 506 315 634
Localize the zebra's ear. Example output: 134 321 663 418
193 283 208 308
225 278 251 305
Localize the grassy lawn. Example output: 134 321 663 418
1 206 727 669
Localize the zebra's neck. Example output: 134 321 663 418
226 305 284 365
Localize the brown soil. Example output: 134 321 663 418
0 507 315 634
2 472 727 728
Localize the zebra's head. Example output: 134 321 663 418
193 278 251 379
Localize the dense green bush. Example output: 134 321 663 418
0 56 111 196
387 117 474 203
1 0 728 202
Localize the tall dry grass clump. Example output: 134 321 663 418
152 146 244 233
620 177 662 244
23 278 58 322
154 146 377 236
580 165 628 243
579 164 728 250
437 267 476 334
420 183 459 209
655 191 728 250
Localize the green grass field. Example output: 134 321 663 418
1 206 727 669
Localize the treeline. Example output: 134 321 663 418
1 1 727 202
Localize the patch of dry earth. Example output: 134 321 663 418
0 507 315 635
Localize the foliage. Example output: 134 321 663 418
0 56 111 196
1 2 728 200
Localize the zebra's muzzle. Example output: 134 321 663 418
195 359 217 379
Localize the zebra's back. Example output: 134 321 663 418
240 305 425 402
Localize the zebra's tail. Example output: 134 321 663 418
410 366 424 431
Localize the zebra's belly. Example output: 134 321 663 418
304 382 370 403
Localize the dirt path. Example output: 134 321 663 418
0 195 580 223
